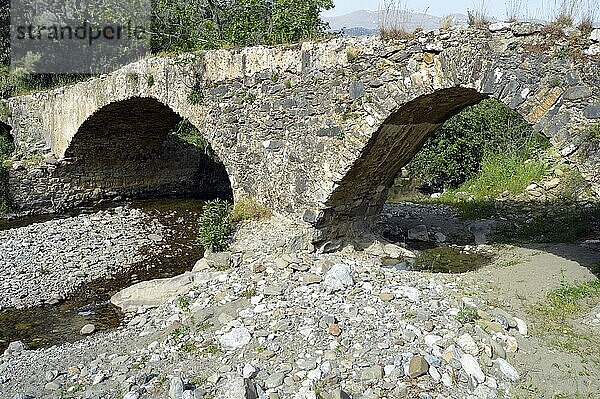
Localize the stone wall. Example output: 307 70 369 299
5 23 600 246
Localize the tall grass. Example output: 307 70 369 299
505 0 523 22
380 0 416 40
445 152 548 200
468 0 490 27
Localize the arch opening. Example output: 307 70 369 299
61 97 232 205
316 87 488 244
316 86 599 251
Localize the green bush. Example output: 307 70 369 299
0 130 13 213
407 99 544 190
199 200 233 252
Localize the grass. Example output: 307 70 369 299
231 196 272 222
379 0 418 40
456 306 480 324
531 278 600 359
447 153 548 200
493 205 599 244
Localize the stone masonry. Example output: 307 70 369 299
3 23 600 248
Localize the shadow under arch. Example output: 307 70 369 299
62 97 232 203
316 87 490 245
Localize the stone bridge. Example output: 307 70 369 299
3 23 600 249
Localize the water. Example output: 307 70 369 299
0 198 206 352
382 246 493 273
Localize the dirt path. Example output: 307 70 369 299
461 245 600 398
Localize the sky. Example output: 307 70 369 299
321 0 595 20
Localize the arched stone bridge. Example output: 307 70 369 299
4 23 600 248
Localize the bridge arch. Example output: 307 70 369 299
313 81 591 247
61 96 232 202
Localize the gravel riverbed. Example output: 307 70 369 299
0 206 166 309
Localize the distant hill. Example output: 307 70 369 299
323 9 469 36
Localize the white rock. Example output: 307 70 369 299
589 28 599 42
514 317 528 336
92 373 105 385
242 364 256 379
584 43 600 56
424 334 443 347
460 354 485 384
217 376 258 399
123 392 140 399
169 377 184 399
110 272 195 312
441 372 453 387
429 366 441 381
219 327 252 351
399 286 421 302
323 264 353 292
457 333 480 356
489 22 512 32
495 358 520 381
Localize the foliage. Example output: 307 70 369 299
199 199 233 252
456 306 480 324
173 120 210 152
445 153 548 200
0 0 333 100
231 196 272 222
531 278 600 358
150 0 333 53
407 99 544 191
0 127 13 213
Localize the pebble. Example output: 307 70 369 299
219 327 252 351
496 358 520 381
323 264 353 292
408 355 429 378
460 354 485 384
80 324 96 335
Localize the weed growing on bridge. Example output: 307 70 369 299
187 83 204 105
199 199 233 252
231 197 272 222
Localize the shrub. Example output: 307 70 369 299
0 130 13 213
199 200 233 252
407 99 540 191
173 120 211 153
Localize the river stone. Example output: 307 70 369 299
265 372 285 388
4 341 27 356
219 327 252 351
457 333 479 355
123 392 140 399
496 358 520 381
490 340 506 360
408 225 429 241
110 272 195 312
217 376 258 399
564 86 592 100
330 389 351 399
360 365 384 380
323 264 353 292
169 377 184 399
591 29 600 42
408 355 429 378
514 317 528 336
460 354 485 384
45 381 60 391
80 324 96 335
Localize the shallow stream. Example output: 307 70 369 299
0 199 205 352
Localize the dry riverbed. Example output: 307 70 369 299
0 205 599 399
